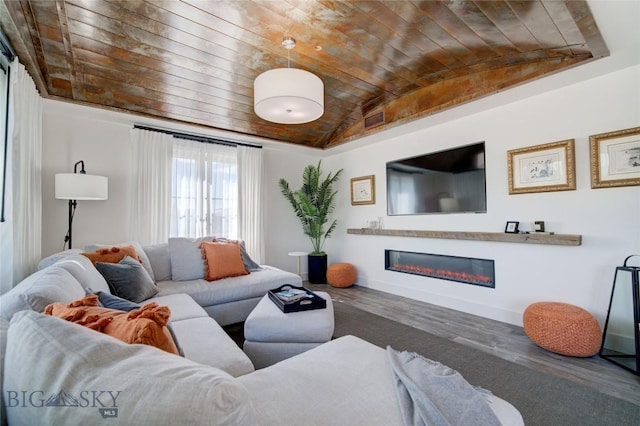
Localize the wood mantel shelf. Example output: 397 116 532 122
346 228 582 246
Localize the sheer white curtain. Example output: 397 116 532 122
238 145 264 263
0 61 42 293
171 139 238 239
129 128 173 245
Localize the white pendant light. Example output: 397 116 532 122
254 37 324 124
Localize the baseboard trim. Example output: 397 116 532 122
356 279 523 326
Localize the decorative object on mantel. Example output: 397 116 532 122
589 126 640 189
600 255 640 375
346 228 582 246
253 36 324 125
55 160 108 249
279 161 343 284
504 221 519 234
350 175 375 205
507 139 576 194
367 216 384 230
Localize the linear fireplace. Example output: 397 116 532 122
385 250 495 288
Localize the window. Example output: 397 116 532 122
170 139 238 238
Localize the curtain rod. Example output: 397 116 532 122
0 29 16 63
133 124 262 149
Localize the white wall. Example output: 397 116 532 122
262 143 322 271
320 64 640 326
42 114 132 254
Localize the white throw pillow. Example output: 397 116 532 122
4 311 256 425
168 237 215 281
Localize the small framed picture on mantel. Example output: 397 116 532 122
505 221 519 234
351 175 375 205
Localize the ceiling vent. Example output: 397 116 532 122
364 111 385 130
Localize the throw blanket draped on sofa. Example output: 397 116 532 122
386 346 501 426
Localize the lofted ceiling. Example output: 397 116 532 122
0 0 608 149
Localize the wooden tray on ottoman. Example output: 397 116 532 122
268 284 327 313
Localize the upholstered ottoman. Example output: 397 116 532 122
243 291 334 368
523 302 602 357
327 262 357 288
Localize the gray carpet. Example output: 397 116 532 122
331 301 640 426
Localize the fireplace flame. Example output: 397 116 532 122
392 263 493 285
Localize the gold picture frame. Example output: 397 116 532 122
507 139 576 194
351 175 375 205
590 126 640 189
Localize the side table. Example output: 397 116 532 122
288 251 307 276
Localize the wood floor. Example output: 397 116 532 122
306 283 640 406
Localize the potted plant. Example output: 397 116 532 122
279 161 343 284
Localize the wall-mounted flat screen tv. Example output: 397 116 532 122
387 142 487 215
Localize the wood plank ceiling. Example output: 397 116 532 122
0 0 608 149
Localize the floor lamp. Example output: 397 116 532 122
55 160 108 249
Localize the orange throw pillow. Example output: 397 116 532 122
200 241 249 281
82 245 142 266
43 295 179 355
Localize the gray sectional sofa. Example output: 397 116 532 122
38 238 305 327
0 241 524 425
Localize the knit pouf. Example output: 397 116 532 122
326 263 357 288
523 302 602 357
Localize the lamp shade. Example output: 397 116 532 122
55 173 108 200
254 68 324 124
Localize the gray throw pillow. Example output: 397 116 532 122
85 287 142 311
95 256 158 303
168 237 214 281
142 243 172 281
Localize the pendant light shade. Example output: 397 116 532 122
253 36 324 124
254 68 324 124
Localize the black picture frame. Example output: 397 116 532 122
505 221 519 234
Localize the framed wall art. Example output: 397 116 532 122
507 139 576 194
590 126 640 189
351 175 375 205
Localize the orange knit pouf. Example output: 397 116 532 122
326 263 357 288
523 302 602 357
